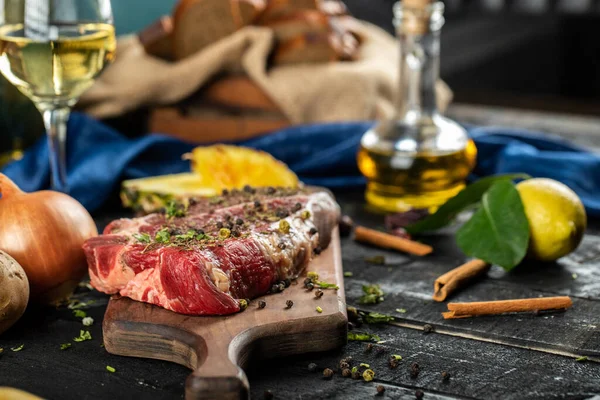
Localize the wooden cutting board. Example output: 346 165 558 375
102 228 346 400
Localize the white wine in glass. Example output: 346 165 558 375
0 0 116 192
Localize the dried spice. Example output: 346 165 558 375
363 312 394 324
338 215 354 237
315 289 324 298
410 362 420 379
359 284 384 304
389 357 399 369
376 385 385 395
423 324 434 334
376 346 386 355
339 361 351 370
342 368 351 377
362 369 375 382
218 228 231 240
301 210 311 220
441 371 450 381
347 332 380 342
238 299 248 311
258 300 266 309
285 300 294 309
292 203 302 212
323 368 334 380
351 370 361 380
365 343 373 352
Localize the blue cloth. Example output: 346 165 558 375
3 112 600 217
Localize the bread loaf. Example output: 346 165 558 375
261 10 330 42
172 0 267 60
201 75 280 112
258 0 320 23
138 16 174 60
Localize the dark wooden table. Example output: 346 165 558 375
1 105 600 400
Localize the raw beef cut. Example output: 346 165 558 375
82 187 340 315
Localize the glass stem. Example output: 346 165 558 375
41 107 70 193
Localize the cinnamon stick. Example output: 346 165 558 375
433 259 490 302
354 226 433 256
442 296 573 319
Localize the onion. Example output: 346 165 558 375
0 174 98 304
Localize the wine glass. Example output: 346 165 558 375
0 0 116 193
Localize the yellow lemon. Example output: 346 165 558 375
516 178 586 262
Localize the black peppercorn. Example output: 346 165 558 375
303 277 312 287
225 222 234 230
441 371 450 382
234 218 243 225
410 363 420 379
323 368 334 380
308 363 318 372
292 202 302 212
271 284 281 293
338 215 354 237
264 390 273 400
423 324 434 334
286 300 293 309
276 208 289 218
222 189 229 196
188 198 197 205
342 368 351 378
225 214 232 221
415 390 424 399
315 289 324 298
365 343 373 352
278 242 286 250
231 228 241 238
339 361 350 370
283 279 291 288
243 185 252 193
376 385 385 395
389 358 399 369
196 229 205 235
351 371 361 380
258 300 266 309
254 200 262 209
216 221 223 229
313 246 322 255
266 186 276 195
306 282 314 291
376 346 386 355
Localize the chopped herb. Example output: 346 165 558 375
365 255 386 265
343 272 353 277
82 317 94 327
316 306 323 313
132 233 151 243
301 210 311 220
73 309 87 318
165 200 186 218
576 356 588 362
347 332 381 342
360 363 370 368
278 220 290 234
155 228 171 243
68 300 95 310
106 366 116 373
359 284 385 304
351 366 358 374
363 312 394 324
572 273 578 280
74 330 92 342
391 354 402 360
174 230 196 241
11 344 24 352
60 343 72 350
362 369 375 382
78 281 94 290
396 308 407 314
316 281 339 290
307 271 319 282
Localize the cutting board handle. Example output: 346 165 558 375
185 339 249 400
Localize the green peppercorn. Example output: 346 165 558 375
362 369 375 382
301 210 311 220
278 220 290 234
238 299 248 311
219 228 231 240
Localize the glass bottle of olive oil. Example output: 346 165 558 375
357 0 476 213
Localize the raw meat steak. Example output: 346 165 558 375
83 187 340 315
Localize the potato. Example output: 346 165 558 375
0 250 29 335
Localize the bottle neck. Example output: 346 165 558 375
396 28 441 122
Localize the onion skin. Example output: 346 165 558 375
0 250 29 335
0 174 98 304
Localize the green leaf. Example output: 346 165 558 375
155 228 171 244
363 312 394 324
456 180 530 270
358 284 384 304
60 343 72 350
11 344 24 352
73 330 93 342
73 309 87 318
407 174 530 234
132 233 151 243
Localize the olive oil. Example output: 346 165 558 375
357 1 476 213
358 138 477 212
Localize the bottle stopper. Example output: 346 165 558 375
396 0 439 35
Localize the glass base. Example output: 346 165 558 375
364 180 466 214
